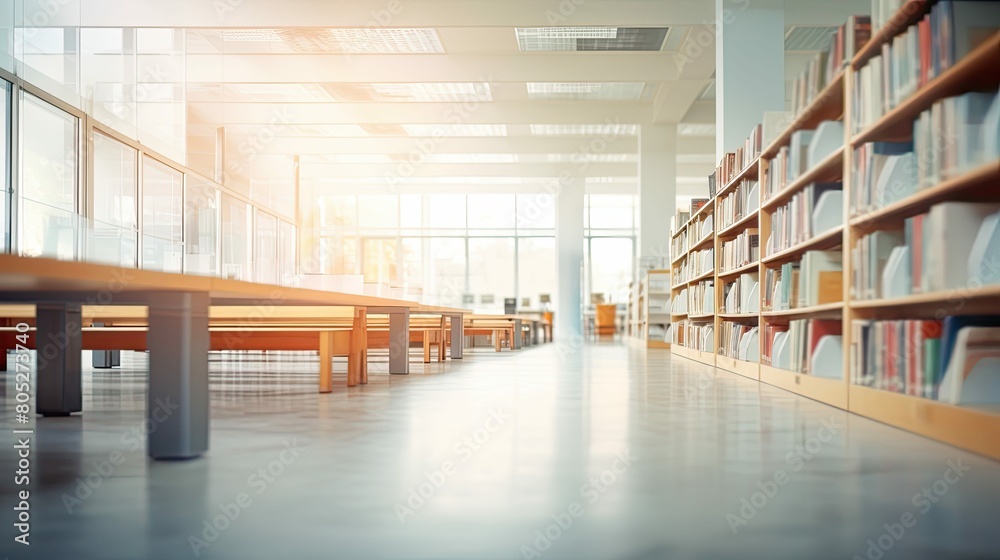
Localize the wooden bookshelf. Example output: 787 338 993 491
760 365 848 409
690 231 715 252
852 0 931 68
717 354 759 380
849 385 1000 461
717 211 759 239
761 70 845 159
718 261 759 280
851 32 1000 145
761 226 843 266
717 158 760 199
688 269 715 285
761 302 844 318
628 269 673 348
761 147 844 212
849 160 1000 230
667 5 1000 461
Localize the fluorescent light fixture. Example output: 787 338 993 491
326 28 444 53
678 124 716 137
370 82 492 102
530 124 639 136
402 124 507 137
528 83 602 94
518 27 618 39
222 29 282 42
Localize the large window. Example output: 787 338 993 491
585 194 637 304
141 156 183 272
255 210 279 284
305 192 557 307
20 93 78 260
185 176 219 276
90 132 137 267
1 79 9 252
278 220 296 284
221 194 252 280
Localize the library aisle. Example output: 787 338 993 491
5 345 1000 560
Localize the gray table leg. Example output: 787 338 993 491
449 314 463 359
147 292 209 460
387 309 410 375
36 303 83 416
513 319 522 350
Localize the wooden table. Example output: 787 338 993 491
0 254 416 460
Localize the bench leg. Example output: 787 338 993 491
387 310 410 375
319 331 334 393
438 317 447 362
359 311 368 385
494 330 502 352
147 292 209 460
449 315 464 359
423 332 431 363
36 303 83 417
348 308 367 387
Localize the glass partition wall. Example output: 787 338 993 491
1 75 297 286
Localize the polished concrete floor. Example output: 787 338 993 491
2 343 1000 560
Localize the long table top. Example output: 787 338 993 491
0 255 416 309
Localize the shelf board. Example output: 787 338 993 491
852 32 1000 145
762 302 843 318
852 1 931 69
671 282 687 292
849 160 1000 229
688 313 715 321
717 211 760 239
760 365 847 409
718 261 760 280
690 231 715 252
717 355 760 380
647 339 671 349
672 344 716 366
673 199 716 239
851 285 1000 313
687 269 715 285
717 158 760 199
648 291 671 296
761 226 844 266
718 313 760 321
761 70 845 159
761 147 844 212
849 385 1000 461
670 252 686 266
670 312 688 318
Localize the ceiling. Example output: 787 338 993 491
58 0 868 199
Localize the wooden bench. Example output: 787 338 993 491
0 254 418 460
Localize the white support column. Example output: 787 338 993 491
556 177 584 339
639 124 677 264
715 0 785 159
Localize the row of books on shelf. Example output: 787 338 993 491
688 282 715 316
853 201 1000 300
763 250 843 311
852 91 999 216
719 322 760 362
720 230 760 272
850 315 1000 406
671 321 715 352
712 125 763 198
671 198 715 236
853 1 1000 133
671 213 715 257
763 121 844 200
765 183 843 257
673 248 714 285
722 273 760 314
718 180 760 231
789 14 872 120
763 319 843 378
823 15 873 88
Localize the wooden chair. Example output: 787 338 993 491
594 304 617 340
